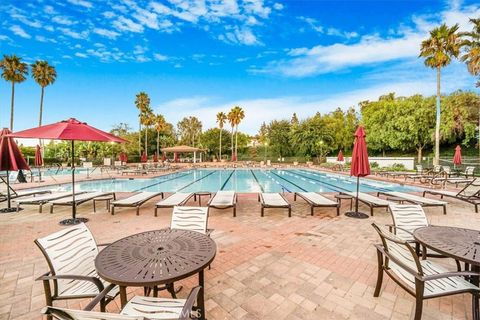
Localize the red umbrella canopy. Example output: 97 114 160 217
35 145 43 166
153 153 158 162
337 150 344 161
0 128 30 171
453 145 462 165
10 118 126 143
350 126 370 177
174 152 179 162
141 152 147 163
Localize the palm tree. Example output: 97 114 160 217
140 107 154 156
419 23 461 165
154 114 167 158
135 92 150 156
230 106 245 161
462 18 480 86
216 112 227 160
31 60 57 127
0 54 28 130
227 109 235 160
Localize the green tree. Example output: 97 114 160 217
361 99 393 156
200 128 231 159
135 92 150 156
266 120 292 158
140 107 154 156
227 109 236 159
154 114 167 157
419 23 461 165
323 107 358 151
177 116 202 146
461 18 480 87
31 60 57 127
0 54 28 130
216 112 227 160
229 106 245 161
290 114 333 162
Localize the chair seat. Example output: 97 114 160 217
59 277 119 299
390 260 479 297
121 295 187 319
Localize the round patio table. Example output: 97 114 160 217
413 226 480 319
95 228 216 320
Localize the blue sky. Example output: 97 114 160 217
1 0 480 137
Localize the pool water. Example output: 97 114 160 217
58 169 421 193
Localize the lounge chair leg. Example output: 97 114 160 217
443 205 447 215
111 206 115 215
93 201 96 213
136 206 140 216
294 193 297 201
476 204 479 213
473 293 479 320
100 298 106 312
154 207 158 217
233 207 236 217
311 206 314 216
370 207 373 216
42 279 53 320
373 250 383 297
336 206 340 216
414 280 424 320
288 207 292 217
39 204 43 213
49 205 54 214
261 207 264 217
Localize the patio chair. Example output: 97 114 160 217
41 285 201 320
293 192 339 216
111 191 164 216
387 204 428 242
371 223 480 320
49 191 115 213
171 206 211 236
377 191 447 214
35 223 119 320
13 191 80 213
0 188 51 203
423 178 480 212
259 193 291 217
208 190 237 217
462 166 476 178
341 192 395 216
155 192 194 216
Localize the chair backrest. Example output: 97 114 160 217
114 161 122 167
371 223 423 276
388 204 428 240
8 171 18 183
171 206 208 234
42 307 144 320
442 166 451 174
433 165 441 173
466 166 475 175
35 223 99 297
416 165 423 174
459 178 480 198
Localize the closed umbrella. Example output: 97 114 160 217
345 126 370 219
337 150 344 162
141 151 147 163
0 128 30 212
35 145 43 182
153 153 158 162
174 152 179 162
10 118 125 224
453 145 462 168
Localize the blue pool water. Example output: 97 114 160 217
57 169 421 193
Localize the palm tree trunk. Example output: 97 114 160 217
434 66 441 165
235 125 238 161
231 127 234 160
10 82 15 131
145 126 148 157
219 129 222 160
39 86 45 150
138 120 141 156
157 131 159 158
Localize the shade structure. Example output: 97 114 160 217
10 118 125 224
34 145 43 166
337 150 344 162
453 145 462 166
153 153 158 162
140 151 147 163
161 145 205 153
345 126 370 219
0 128 30 212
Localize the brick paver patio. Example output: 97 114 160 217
0 174 477 319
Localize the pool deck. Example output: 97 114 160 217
0 165 474 319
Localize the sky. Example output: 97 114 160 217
1 0 480 139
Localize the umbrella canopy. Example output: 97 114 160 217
0 128 30 211
119 152 127 163
161 145 205 153
10 118 125 224
337 150 344 162
350 126 370 177
453 145 462 165
153 153 158 162
35 145 43 166
141 152 147 163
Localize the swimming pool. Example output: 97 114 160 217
56 169 421 193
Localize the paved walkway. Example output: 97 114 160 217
0 189 476 319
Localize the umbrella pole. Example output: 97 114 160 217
6 170 11 209
355 176 359 213
71 140 76 220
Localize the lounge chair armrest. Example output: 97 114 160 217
97 243 112 247
83 283 117 311
374 244 420 277
422 271 480 282
37 274 104 292
206 228 214 237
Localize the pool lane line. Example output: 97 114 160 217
257 170 290 192
249 170 265 193
290 169 349 193
220 170 235 190
177 170 219 192
133 171 193 192
269 171 306 192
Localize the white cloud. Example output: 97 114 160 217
44 5 57 14
154 53 169 61
103 11 115 19
273 3 283 10
133 8 159 29
9 25 30 39
52 15 76 25
220 26 262 45
74 52 88 58
93 28 120 39
58 27 89 39
113 16 144 33
66 0 93 9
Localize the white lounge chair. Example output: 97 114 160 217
423 178 480 212
342 192 395 216
259 193 291 217
293 192 339 216
208 190 237 217
155 192 194 216
14 191 79 213
378 191 447 214
111 191 164 216
0 188 51 203
49 191 115 213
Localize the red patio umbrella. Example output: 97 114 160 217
35 145 43 166
345 126 370 219
141 151 147 163
0 128 30 212
174 152 179 162
337 150 344 162
119 152 127 163
10 118 125 224
453 145 462 167
162 152 166 162
153 152 158 162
